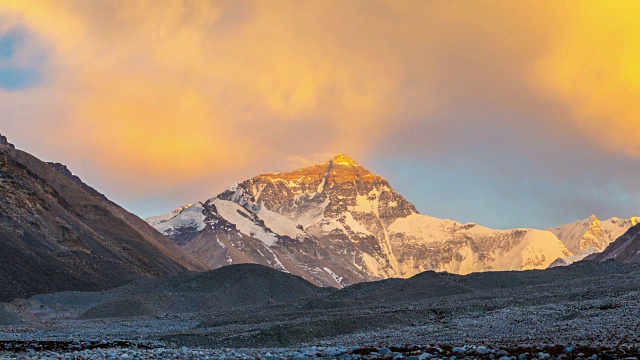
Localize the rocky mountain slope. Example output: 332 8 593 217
549 215 637 253
0 135 206 301
592 223 640 263
149 154 629 287
547 215 638 266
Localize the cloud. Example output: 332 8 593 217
0 1 414 194
0 20 44 90
286 153 336 169
0 1 639 224
532 1 640 157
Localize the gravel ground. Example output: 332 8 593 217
1 262 639 359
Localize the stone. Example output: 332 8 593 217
0 135 15 149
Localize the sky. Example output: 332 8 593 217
1 0 639 230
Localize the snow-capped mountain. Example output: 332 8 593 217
592 223 640 264
146 154 632 287
549 215 638 254
546 215 639 267
146 204 194 227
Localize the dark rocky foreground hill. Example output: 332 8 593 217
0 138 206 302
1 260 639 359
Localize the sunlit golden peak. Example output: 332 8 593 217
331 154 358 166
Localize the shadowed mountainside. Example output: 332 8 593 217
0 140 206 302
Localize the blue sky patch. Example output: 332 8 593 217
0 28 43 91
0 30 23 60
0 67 41 90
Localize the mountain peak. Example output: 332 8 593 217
172 204 193 214
330 154 358 166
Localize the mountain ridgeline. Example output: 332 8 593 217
0 136 206 301
147 154 640 287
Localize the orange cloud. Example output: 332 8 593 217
1 1 413 194
1 0 639 204
533 1 640 157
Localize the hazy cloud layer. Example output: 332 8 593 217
0 1 638 228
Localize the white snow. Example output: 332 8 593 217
211 199 279 246
321 220 341 233
389 213 491 242
549 246 600 268
149 203 206 234
317 177 326 193
549 215 639 253
323 267 344 285
145 203 193 226
256 206 306 239
286 193 330 228
360 252 384 277
351 189 380 216
341 212 372 235
492 229 570 271
389 213 571 274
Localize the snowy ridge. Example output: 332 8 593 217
145 203 193 227
149 203 206 235
208 199 279 246
389 214 571 275
549 215 639 254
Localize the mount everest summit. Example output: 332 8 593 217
147 154 639 287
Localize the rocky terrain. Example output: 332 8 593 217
148 154 638 287
2 137 639 359
0 135 206 302
0 254 640 359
